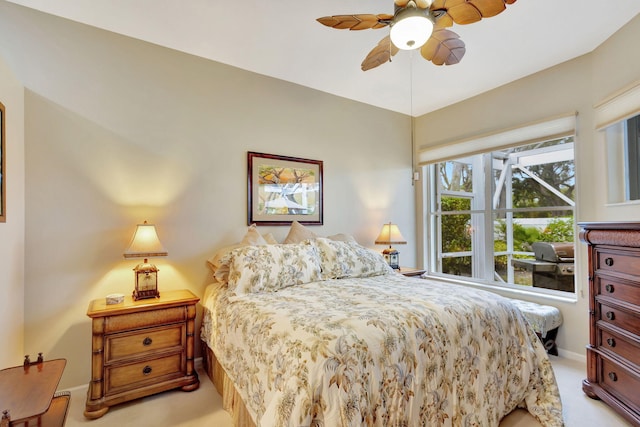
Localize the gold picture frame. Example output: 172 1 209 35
247 151 323 225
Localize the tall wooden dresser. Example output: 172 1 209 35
579 222 640 426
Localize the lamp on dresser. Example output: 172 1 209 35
123 220 168 300
375 222 407 270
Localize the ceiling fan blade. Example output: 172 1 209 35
431 0 517 25
361 36 400 71
420 28 466 65
317 14 393 30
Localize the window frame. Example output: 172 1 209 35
423 136 577 297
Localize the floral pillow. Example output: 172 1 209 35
207 224 271 283
227 241 323 295
314 237 393 279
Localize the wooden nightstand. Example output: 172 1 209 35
398 267 426 277
84 289 200 419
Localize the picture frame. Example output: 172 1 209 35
247 151 323 225
0 101 5 223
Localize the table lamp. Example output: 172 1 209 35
123 221 168 300
375 222 407 270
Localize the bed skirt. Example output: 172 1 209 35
203 341 256 427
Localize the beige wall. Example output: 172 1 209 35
0 54 25 368
0 3 416 388
415 14 640 357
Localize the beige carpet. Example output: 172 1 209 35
64 356 631 426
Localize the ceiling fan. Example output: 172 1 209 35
317 0 517 71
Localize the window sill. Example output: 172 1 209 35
605 199 640 207
422 273 578 304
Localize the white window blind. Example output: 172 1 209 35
418 113 576 165
595 80 640 131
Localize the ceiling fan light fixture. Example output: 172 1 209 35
390 8 433 50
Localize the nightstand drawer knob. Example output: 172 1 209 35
143 337 153 346
608 372 618 382
142 365 152 375
607 338 616 347
605 284 614 293
606 311 615 321
605 257 614 266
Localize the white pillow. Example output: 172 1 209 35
227 241 322 295
315 237 393 279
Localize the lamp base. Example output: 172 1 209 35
132 290 160 301
382 247 400 270
132 259 160 301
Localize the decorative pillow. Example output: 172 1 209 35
207 225 271 283
315 237 393 279
240 224 268 246
283 220 317 244
262 232 279 245
227 242 322 295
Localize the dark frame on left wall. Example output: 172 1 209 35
247 151 323 226
0 101 5 223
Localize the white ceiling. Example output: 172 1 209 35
7 0 640 116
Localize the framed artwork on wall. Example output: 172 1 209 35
247 151 323 225
0 101 5 223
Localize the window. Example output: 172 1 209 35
626 114 640 200
424 137 576 294
604 113 640 203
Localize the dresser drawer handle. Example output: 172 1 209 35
604 257 614 267
143 337 153 346
142 365 152 375
606 311 615 321
608 372 618 382
606 338 616 347
605 284 614 293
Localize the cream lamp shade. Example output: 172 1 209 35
375 222 407 270
124 221 168 259
390 1 433 50
123 221 167 301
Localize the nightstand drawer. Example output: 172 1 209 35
104 307 187 333
105 324 185 363
105 353 184 395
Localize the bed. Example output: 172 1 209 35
200 237 564 427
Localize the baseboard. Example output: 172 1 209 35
556 348 585 363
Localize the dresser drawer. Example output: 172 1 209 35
595 275 640 306
595 248 640 277
105 324 185 363
105 353 184 395
600 356 640 410
599 327 640 366
598 303 640 333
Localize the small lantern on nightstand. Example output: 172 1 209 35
123 221 168 300
375 222 407 270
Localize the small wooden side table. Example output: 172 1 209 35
0 358 70 427
398 267 426 277
85 289 200 419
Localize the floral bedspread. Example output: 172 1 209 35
201 274 563 427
